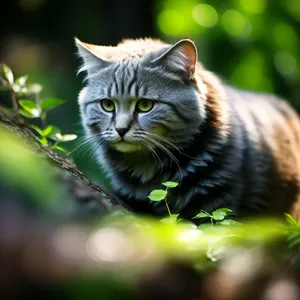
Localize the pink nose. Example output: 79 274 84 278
116 127 129 137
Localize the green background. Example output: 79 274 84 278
1 0 299 183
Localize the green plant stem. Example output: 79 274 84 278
11 92 18 110
164 197 172 217
164 187 172 217
40 113 47 129
53 141 59 147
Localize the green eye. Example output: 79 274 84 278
136 99 154 112
100 99 115 112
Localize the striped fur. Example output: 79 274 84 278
75 38 300 220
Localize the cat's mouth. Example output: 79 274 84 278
111 141 143 153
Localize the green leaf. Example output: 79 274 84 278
18 100 40 117
148 189 167 201
42 125 61 138
30 124 43 136
13 76 28 93
38 137 48 145
42 125 53 137
212 208 233 221
46 126 61 138
162 181 179 188
18 109 36 118
51 145 68 154
217 219 240 225
40 98 66 111
59 134 77 142
193 211 211 219
52 133 77 142
19 99 37 110
160 214 180 224
285 213 298 226
15 75 28 87
2 64 14 85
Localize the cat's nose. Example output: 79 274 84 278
116 127 129 137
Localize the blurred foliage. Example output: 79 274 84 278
0 125 74 217
156 0 300 109
0 127 300 298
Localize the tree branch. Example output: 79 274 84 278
0 107 131 213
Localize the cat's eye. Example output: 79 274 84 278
100 99 115 112
136 99 154 113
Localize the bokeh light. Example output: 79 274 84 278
231 49 273 92
221 9 252 38
157 10 184 36
284 0 300 21
273 22 299 54
192 4 218 28
239 0 267 14
274 51 297 77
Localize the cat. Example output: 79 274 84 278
75 37 300 221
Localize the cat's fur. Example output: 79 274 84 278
75 37 300 220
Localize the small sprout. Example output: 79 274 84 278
1 65 76 156
30 125 61 138
148 189 167 201
162 181 179 188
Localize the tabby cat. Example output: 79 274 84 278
75 37 300 220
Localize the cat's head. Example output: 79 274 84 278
75 38 207 154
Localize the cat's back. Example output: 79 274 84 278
224 85 300 216
225 86 300 149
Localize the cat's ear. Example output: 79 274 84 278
151 39 197 81
74 38 111 78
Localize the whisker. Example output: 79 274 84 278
143 135 182 184
140 130 211 162
70 130 111 159
69 135 102 155
138 139 163 171
143 131 182 154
